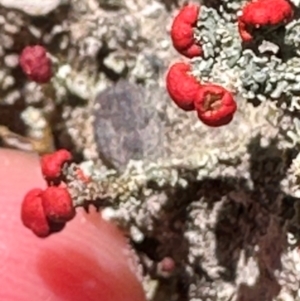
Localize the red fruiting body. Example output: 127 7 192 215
241 0 293 25
19 45 53 83
21 187 70 238
166 62 201 111
171 3 203 58
194 84 237 127
160 257 175 273
238 0 293 41
41 186 75 223
21 188 50 238
40 149 72 180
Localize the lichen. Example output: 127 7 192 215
3 0 300 300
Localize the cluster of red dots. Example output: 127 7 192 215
21 150 76 237
166 0 294 127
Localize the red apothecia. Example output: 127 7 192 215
194 84 237 127
21 188 50 238
238 0 293 42
19 45 53 83
170 3 203 58
166 62 237 126
41 186 75 223
40 149 72 180
166 61 202 111
21 149 77 237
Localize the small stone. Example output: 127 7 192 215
93 80 163 172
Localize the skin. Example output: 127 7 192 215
0 148 145 301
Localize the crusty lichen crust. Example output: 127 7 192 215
2 0 300 300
